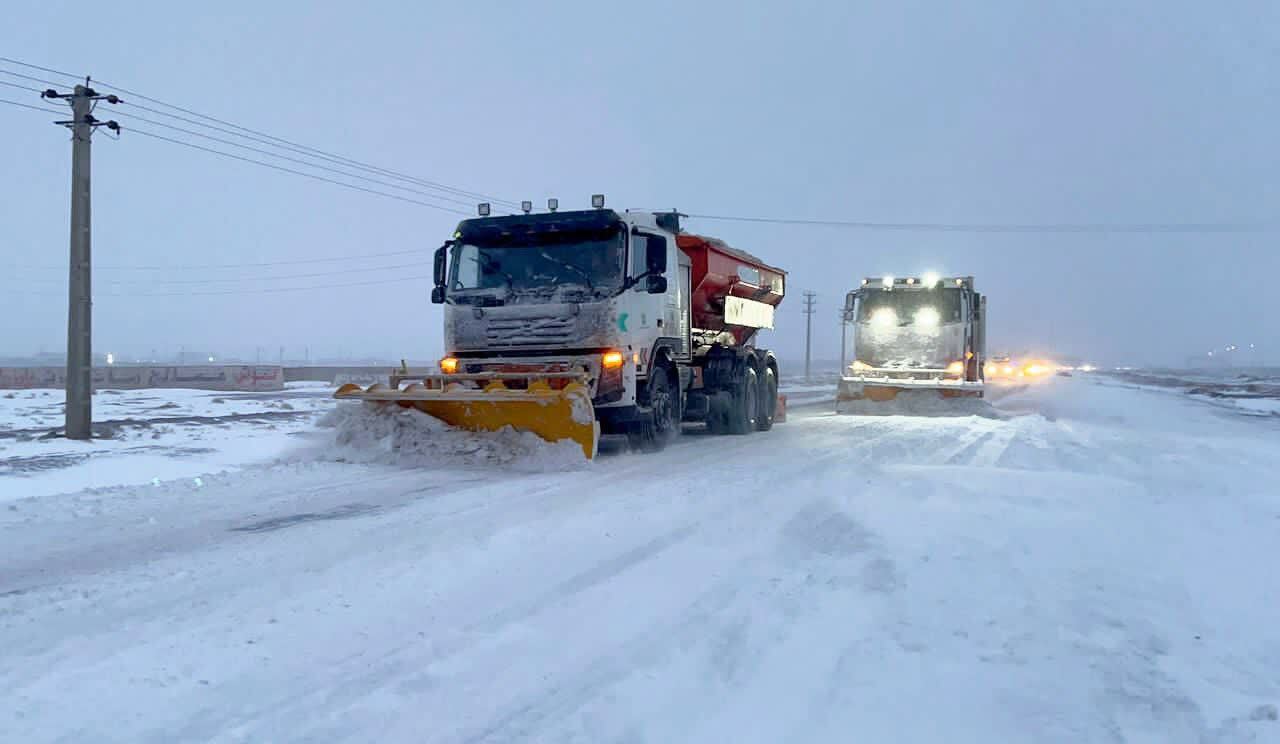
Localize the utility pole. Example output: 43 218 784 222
43 81 120 440
802 291 817 381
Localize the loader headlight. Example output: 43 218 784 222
601 350 625 369
870 308 898 327
882 276 894 287
923 272 940 288
439 356 459 374
913 307 940 327
850 360 872 372
945 361 964 376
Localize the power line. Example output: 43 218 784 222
10 248 427 271
102 90 518 209
0 96 66 115
0 57 82 82
124 125 472 216
110 108 480 208
12 273 435 298
0 67 67 89
2 56 517 208
0 79 45 94
13 261 425 285
100 273 435 297
687 213 1275 234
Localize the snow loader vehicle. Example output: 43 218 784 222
336 196 787 459
837 275 986 412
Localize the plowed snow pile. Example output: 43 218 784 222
314 402 589 471
836 389 1003 417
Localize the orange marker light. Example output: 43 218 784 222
602 350 625 369
439 356 459 374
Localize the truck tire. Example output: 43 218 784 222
727 367 759 435
706 392 729 435
756 366 777 431
628 367 680 451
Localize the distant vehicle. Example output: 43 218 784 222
837 275 985 410
335 197 787 459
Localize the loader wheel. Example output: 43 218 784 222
756 366 777 432
727 367 759 435
628 368 679 452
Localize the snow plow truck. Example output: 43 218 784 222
335 197 787 460
837 274 986 411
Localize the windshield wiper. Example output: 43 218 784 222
539 251 596 294
469 254 515 298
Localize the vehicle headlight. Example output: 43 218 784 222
870 308 898 327
945 361 964 375
850 360 872 372
913 307 940 327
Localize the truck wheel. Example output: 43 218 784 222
629 368 680 451
727 367 759 435
756 366 777 431
706 392 729 435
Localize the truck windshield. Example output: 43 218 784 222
856 289 962 326
449 230 624 299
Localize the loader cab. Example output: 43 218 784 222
848 276 982 377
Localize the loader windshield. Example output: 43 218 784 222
854 288 968 369
856 289 962 326
448 228 625 302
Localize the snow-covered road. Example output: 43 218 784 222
2 378 1279 743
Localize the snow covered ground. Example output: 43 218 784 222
1101 367 1280 418
2 376 1279 742
0 383 334 501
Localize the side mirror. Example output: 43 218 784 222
431 286 445 304
645 275 667 294
645 236 667 274
433 242 450 288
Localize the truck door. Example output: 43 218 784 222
677 255 692 359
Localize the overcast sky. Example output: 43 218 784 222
3 0 1277 367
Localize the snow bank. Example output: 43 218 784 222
311 402 590 472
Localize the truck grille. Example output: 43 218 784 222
484 315 577 346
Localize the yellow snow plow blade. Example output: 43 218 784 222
836 376 985 415
334 373 599 460
837 381 985 402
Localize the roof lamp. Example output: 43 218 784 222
591 194 605 208
477 203 491 217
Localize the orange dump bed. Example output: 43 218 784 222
676 234 786 334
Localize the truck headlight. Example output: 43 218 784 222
870 308 897 327
439 357 459 374
914 307 940 327
945 361 964 376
